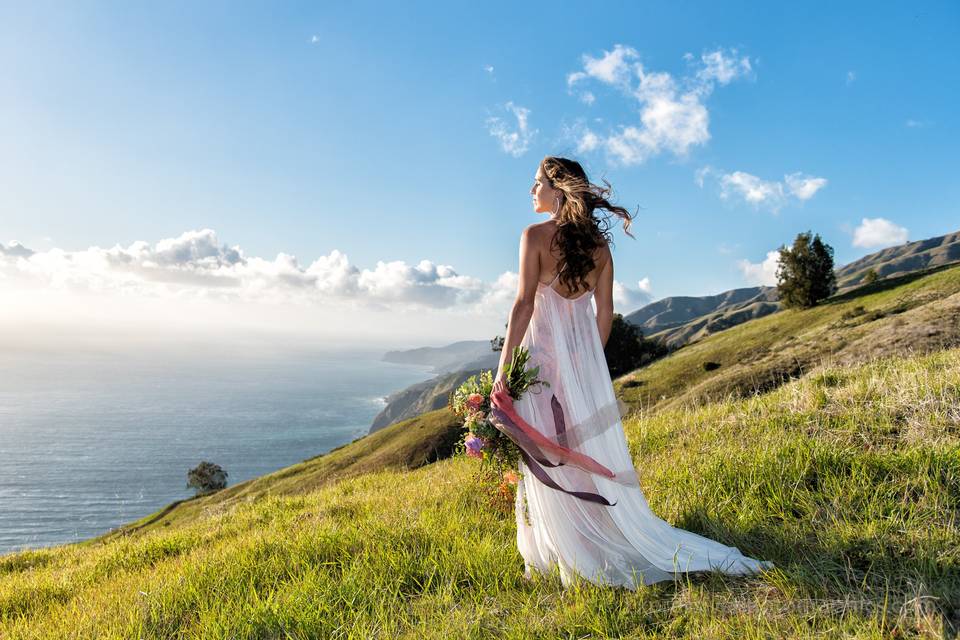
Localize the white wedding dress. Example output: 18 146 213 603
504 271 774 589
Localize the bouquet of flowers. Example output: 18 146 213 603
452 345 622 513
449 346 549 511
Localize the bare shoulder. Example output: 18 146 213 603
599 241 613 268
523 221 554 246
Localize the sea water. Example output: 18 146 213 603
0 340 438 555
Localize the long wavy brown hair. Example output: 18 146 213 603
539 156 637 294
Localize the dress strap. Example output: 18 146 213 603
549 271 561 286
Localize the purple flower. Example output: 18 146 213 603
464 433 486 458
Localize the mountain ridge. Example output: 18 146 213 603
626 228 960 348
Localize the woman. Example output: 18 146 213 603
492 156 773 589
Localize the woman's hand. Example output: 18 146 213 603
492 372 508 397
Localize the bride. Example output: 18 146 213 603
491 156 774 589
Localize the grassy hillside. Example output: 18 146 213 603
3 346 959 638
617 262 960 415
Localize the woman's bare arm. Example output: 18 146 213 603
593 249 615 349
497 226 540 378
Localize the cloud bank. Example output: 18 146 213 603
1 229 652 347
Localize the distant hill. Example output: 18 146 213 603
381 340 494 373
628 287 779 349
368 350 500 434
627 228 960 348
834 230 960 289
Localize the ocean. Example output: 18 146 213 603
0 341 439 555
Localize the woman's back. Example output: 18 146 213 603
535 220 611 300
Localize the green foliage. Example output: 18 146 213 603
862 267 880 284
776 230 838 309
185 461 227 496
603 313 669 377
501 345 551 400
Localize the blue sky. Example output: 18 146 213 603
1 1 957 348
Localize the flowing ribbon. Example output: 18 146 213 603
551 394 569 447
488 388 618 507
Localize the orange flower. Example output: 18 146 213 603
466 393 484 410
503 470 519 485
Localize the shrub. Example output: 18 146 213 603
186 461 228 496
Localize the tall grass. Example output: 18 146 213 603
2 348 959 638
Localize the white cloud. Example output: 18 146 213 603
846 70 856 85
784 172 828 200
905 118 932 128
720 172 787 210
576 129 601 154
694 165 714 188
852 217 908 248
568 44 638 89
701 168 827 213
695 49 752 87
612 278 654 310
486 101 537 157
737 249 781 286
565 45 753 166
310 35 319 44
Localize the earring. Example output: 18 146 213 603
552 196 561 216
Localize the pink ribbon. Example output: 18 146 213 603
489 388 618 507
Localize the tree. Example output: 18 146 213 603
776 231 837 309
603 314 669 378
490 323 506 352
186 461 228 496
862 268 880 285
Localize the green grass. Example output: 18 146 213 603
617 262 960 416
2 346 959 638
